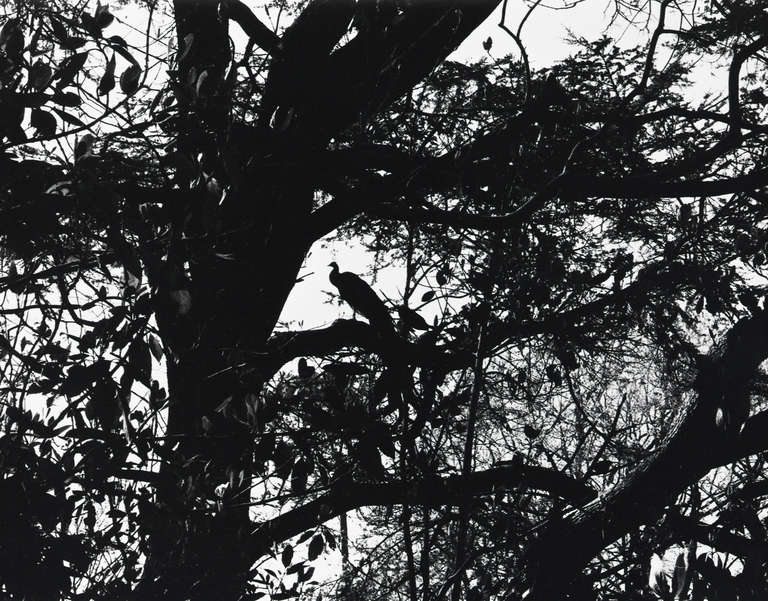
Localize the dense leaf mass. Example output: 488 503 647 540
0 1 768 600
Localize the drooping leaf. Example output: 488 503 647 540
75 133 95 160
48 17 70 44
179 32 194 62
94 3 115 29
308 534 324 562
52 91 81 107
119 64 141 95
0 20 24 58
97 53 116 96
128 339 152 388
273 440 294 480
27 60 53 91
52 107 85 127
85 377 119 431
195 69 210 99
545 365 562 386
281 544 293 568
148 334 163 362
30 109 57 138
55 51 89 89
107 35 128 48
523 424 540 440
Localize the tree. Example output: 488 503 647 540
1 0 768 599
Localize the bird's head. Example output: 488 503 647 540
328 261 339 272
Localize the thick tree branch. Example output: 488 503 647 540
226 0 280 55
524 308 768 601
728 34 768 126
297 1 502 135
248 463 597 559
262 319 471 380
306 144 768 239
671 514 768 560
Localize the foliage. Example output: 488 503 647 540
0 1 768 600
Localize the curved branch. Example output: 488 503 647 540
263 318 471 380
671 514 768 560
362 169 768 231
248 463 597 559
226 0 281 55
728 34 768 127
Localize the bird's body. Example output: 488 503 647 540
397 305 431 332
329 262 393 330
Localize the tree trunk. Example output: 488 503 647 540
132 2 504 597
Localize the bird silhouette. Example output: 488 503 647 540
397 305 431 332
329 262 393 331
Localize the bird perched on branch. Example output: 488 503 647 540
329 262 393 331
397 305 431 332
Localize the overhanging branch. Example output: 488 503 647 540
248 463 597 559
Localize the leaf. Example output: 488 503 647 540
52 107 84 127
48 17 70 44
670 549 688 598
421 290 435 302
28 60 53 91
97 53 116 95
52 91 81 107
291 458 309 494
80 12 100 37
195 69 210 99
179 33 194 62
94 3 115 29
482 36 493 52
281 544 294 568
107 35 128 49
296 530 314 546
119 64 141 95
0 20 24 58
61 36 86 50
308 534 324 562
273 440 294 480
56 51 89 89
128 339 152 388
299 566 315 582
0 18 19 46
30 109 57 138
75 134 95 161
648 553 669 598
523 424 540 440
85 377 119 431
545 365 562 387
324 530 336 550
148 334 163 362
436 269 447 286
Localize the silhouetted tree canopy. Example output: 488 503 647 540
1 1 768 600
